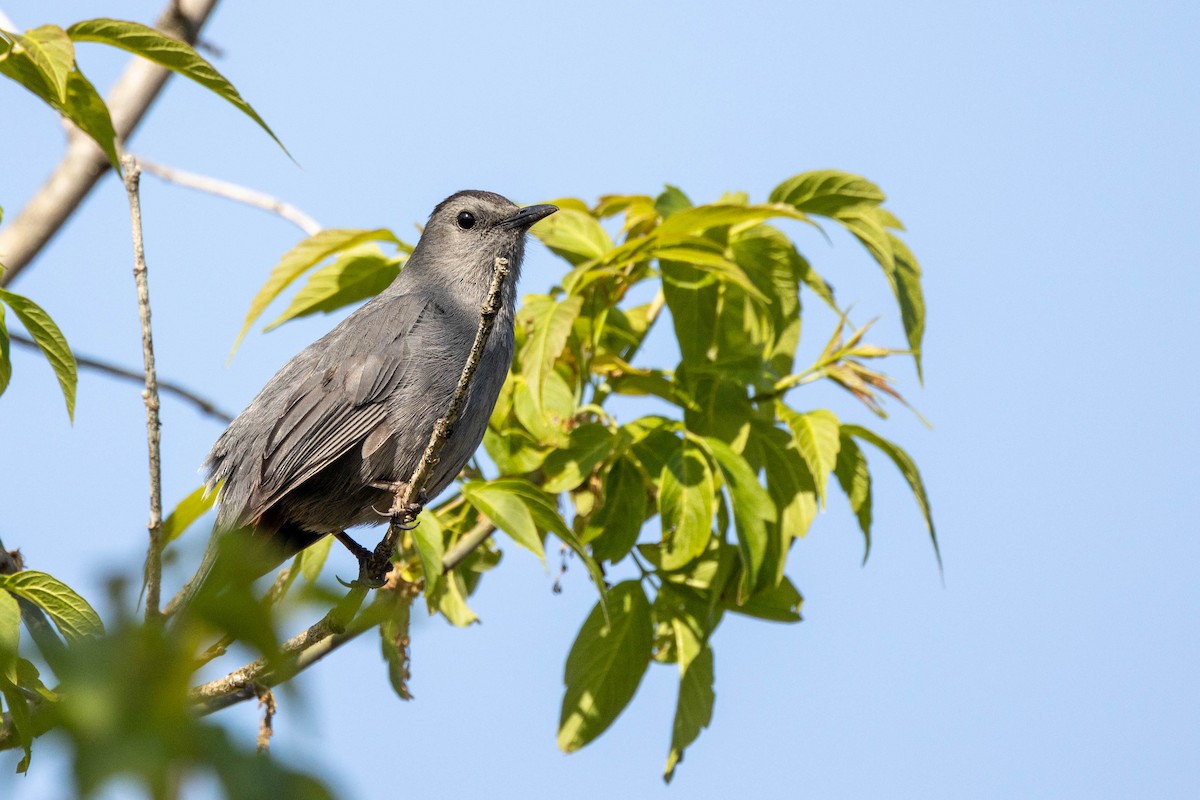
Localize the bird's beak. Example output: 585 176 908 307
498 203 558 230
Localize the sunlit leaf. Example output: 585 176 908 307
658 440 716 571
67 18 288 154
779 407 840 507
703 438 773 601
297 535 334 583
0 570 104 641
586 457 648 563
663 645 714 783
654 185 693 219
723 576 803 622
264 246 403 330
521 295 582 417
0 288 77 420
558 581 652 752
0 589 19 682
542 423 615 494
462 480 544 560
769 170 886 215
0 304 11 397
833 432 873 563
161 486 215 544
842 424 940 568
232 228 401 355
531 205 613 266
13 25 74 103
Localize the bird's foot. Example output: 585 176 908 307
333 531 388 588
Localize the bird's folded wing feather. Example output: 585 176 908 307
251 294 429 515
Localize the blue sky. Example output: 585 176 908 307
1 1 1197 797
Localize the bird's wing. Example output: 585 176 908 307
249 294 429 518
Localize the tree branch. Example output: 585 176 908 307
0 0 222 287
7 332 234 423
363 256 512 582
123 156 165 622
136 157 322 237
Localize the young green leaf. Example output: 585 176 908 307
833 432 874 563
0 304 11 397
0 571 104 641
297 535 334 583
653 184 693 219
663 645 714 783
67 18 288 155
769 170 886 216
723 576 803 622
0 45 122 172
558 581 653 752
231 228 400 355
512 370 574 446
12 25 75 103
521 295 582 417
531 206 613 266
462 480 545 560
0 288 77 420
541 422 615 494
428 571 478 626
0 589 19 683
411 510 446 600
842 424 940 569
703 438 774 601
587 457 649 563
264 247 403 330
658 440 717 571
161 485 216 544
886 232 926 380
779 407 840 507
379 595 413 700
755 424 817 588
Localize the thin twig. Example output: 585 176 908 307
0 0 222 287
124 156 165 622
442 519 497 574
7 332 234 423
137 157 322 237
363 256 511 582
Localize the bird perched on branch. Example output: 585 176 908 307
170 191 556 612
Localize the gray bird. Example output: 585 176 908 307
172 191 556 611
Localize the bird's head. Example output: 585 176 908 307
409 190 557 288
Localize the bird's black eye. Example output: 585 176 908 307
456 211 476 230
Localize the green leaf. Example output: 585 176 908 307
663 645 714 783
780 407 840 507
297 535 334 583
0 589 19 683
428 570 478 626
0 304 11 397
483 425 550 475
161 485 216 544
656 203 811 243
654 244 769 302
0 45 121 172
658 440 716 571
412 510 446 599
531 206 614 266
542 423 615 494
703 438 773 600
558 581 653 752
521 295 583 416
886 233 926 380
379 596 413 700
232 229 400 355
837 204 896 274
13 25 75 103
67 18 287 155
586 457 649 563
0 571 104 641
653 185 693 219
756 424 817 587
833 432 873 563
512 372 573 446
842 424 940 568
0 288 77 420
723 576 803 622
462 481 544 559
769 170 887 216
264 246 403 330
